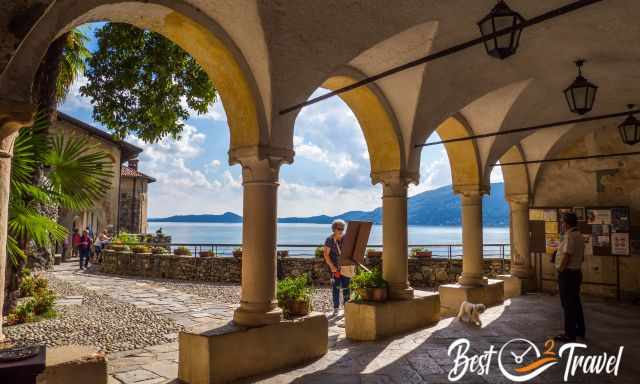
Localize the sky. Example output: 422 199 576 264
60 23 503 218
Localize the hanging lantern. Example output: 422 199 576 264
619 104 640 146
477 1 526 59
563 60 598 115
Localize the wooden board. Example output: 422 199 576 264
340 221 372 266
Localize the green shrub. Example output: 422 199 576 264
131 245 151 253
34 275 48 291
19 275 35 297
314 246 324 259
20 267 32 278
113 232 139 245
33 289 56 315
174 246 192 256
7 299 35 325
410 247 431 257
350 267 387 291
151 246 168 254
277 275 312 304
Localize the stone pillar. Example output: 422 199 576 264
508 194 532 281
0 102 35 340
456 187 488 287
231 147 292 326
380 176 413 300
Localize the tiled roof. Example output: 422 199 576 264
121 166 156 183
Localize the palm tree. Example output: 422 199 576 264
7 112 114 265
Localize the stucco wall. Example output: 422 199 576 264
52 118 121 234
533 124 640 298
101 250 509 288
119 177 149 233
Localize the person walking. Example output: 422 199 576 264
555 212 586 342
71 228 81 259
78 229 92 270
323 219 353 316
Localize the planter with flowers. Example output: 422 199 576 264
411 247 432 258
350 267 388 302
277 274 312 317
232 248 242 258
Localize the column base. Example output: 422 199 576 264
438 280 504 317
388 286 414 300
179 313 328 384
37 345 107 384
511 267 535 293
233 306 283 327
345 290 440 341
494 274 522 299
457 273 488 287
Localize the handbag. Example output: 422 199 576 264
334 238 355 278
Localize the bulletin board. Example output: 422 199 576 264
529 206 632 257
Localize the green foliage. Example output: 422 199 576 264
19 273 48 298
7 111 114 266
8 300 35 325
174 246 192 256
315 246 324 259
113 232 139 245
277 275 312 304
57 29 90 104
32 288 56 315
81 23 218 142
151 246 168 255
350 267 387 290
131 245 151 254
410 247 431 257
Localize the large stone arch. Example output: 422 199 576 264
433 114 482 190
320 68 404 178
0 0 269 151
499 145 530 198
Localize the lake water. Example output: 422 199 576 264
149 222 510 258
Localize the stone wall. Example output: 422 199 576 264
101 250 509 288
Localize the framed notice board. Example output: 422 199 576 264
529 206 632 257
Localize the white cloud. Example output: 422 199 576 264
409 147 452 196
59 74 92 112
210 159 221 168
182 97 227 122
490 162 504 183
292 135 360 179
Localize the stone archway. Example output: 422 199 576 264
0 0 269 151
434 114 482 189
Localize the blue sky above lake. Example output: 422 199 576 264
60 23 502 218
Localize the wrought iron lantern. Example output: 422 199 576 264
563 60 598 115
478 1 525 59
618 104 640 146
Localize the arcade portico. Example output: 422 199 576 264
1 1 640 383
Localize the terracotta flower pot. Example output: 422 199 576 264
357 287 388 302
366 250 382 258
199 251 215 258
284 300 310 316
232 251 242 258
414 251 432 258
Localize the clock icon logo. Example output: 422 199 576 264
498 338 560 382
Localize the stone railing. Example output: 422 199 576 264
101 250 509 287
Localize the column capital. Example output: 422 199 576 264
229 145 294 183
506 193 530 205
372 171 418 197
453 183 490 198
0 100 36 143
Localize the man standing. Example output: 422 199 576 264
555 212 586 342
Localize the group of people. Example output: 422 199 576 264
66 227 112 270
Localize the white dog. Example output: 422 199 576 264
456 301 486 327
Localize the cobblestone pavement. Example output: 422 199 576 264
50 263 640 384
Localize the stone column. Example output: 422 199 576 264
507 194 532 281
456 187 488 287
231 148 292 327
380 176 413 300
0 102 35 340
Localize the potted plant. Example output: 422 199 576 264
350 267 388 302
131 245 151 254
411 247 432 258
277 275 312 316
277 250 289 258
232 248 242 258
174 246 192 256
314 246 324 259
151 246 168 255
199 250 215 257
366 248 382 257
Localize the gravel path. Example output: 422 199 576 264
153 278 336 313
3 276 182 353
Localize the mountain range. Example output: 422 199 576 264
150 182 509 227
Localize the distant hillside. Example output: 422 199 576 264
150 182 509 226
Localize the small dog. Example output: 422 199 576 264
457 301 486 327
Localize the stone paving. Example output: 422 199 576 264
49 263 640 383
